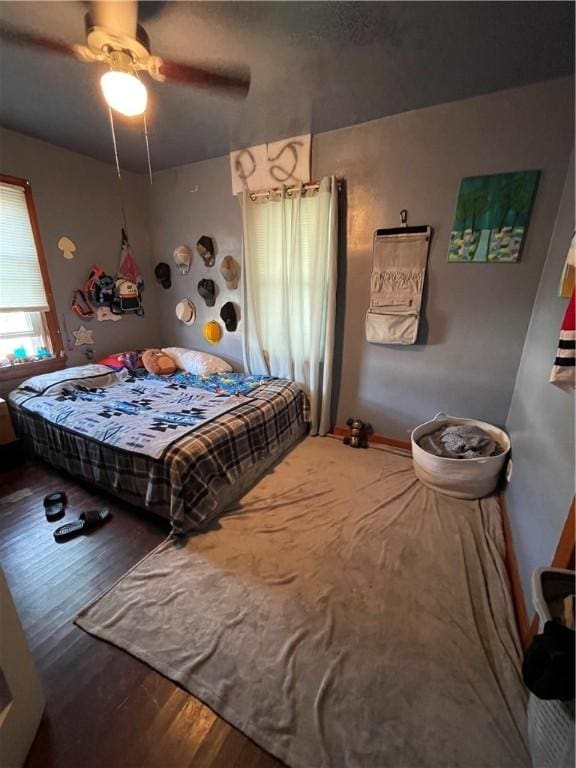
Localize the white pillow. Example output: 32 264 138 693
162 347 233 375
20 364 113 393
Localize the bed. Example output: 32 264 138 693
8 364 309 534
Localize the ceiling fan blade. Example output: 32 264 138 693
137 1 168 24
157 59 251 98
90 0 138 38
0 24 78 59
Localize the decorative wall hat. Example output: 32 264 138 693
198 278 216 307
220 255 240 289
173 245 193 276
203 320 222 345
114 278 144 315
154 262 171 289
175 298 196 325
197 236 216 268
220 301 238 332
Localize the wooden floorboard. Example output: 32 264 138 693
0 458 285 768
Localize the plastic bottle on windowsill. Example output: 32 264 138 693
13 345 27 361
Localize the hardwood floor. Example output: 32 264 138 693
0 458 284 768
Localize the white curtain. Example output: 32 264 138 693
241 176 338 435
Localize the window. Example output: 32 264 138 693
242 178 337 435
245 192 318 358
0 312 47 358
0 174 64 378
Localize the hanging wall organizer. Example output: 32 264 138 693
366 210 432 345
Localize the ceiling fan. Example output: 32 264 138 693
0 0 251 117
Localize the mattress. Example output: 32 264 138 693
9 365 309 533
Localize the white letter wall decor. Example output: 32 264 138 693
230 134 311 195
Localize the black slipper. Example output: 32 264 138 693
53 508 110 542
44 491 67 521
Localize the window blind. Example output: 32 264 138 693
0 182 49 312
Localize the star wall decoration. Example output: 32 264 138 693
73 325 94 346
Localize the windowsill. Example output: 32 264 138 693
0 355 67 383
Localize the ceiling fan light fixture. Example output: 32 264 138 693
100 67 147 117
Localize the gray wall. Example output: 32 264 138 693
505 149 575 615
149 156 244 369
0 128 161 371
149 78 574 440
313 78 574 439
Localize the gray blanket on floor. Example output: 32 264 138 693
418 424 504 459
76 437 529 768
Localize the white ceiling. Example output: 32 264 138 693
0 1 574 172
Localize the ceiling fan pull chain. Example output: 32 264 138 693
143 106 153 185
107 105 129 232
107 104 122 181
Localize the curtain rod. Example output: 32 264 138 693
249 179 342 201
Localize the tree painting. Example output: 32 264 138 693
495 174 534 232
455 188 490 236
448 170 540 262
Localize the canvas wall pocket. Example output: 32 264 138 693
448 171 540 263
365 229 431 345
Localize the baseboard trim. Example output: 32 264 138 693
331 426 412 452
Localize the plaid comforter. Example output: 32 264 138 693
9 367 309 534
